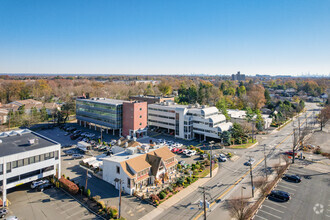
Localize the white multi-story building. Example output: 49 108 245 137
227 109 273 129
148 102 232 141
0 129 61 207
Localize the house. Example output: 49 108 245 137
2 99 61 115
0 109 8 124
102 146 177 195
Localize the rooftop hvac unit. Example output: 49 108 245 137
133 137 137 142
28 138 38 145
125 142 128 148
127 135 131 140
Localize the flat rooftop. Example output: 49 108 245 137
77 98 125 105
103 146 160 163
0 129 59 157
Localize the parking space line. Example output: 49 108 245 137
258 209 282 219
264 200 287 209
65 208 86 219
254 214 268 220
262 205 284 213
276 184 296 191
279 181 299 188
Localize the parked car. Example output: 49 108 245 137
268 190 290 201
189 150 196 156
183 149 190 155
244 158 256 166
200 154 208 159
72 154 84 159
283 174 301 183
179 160 186 165
218 154 227 162
31 179 49 189
171 148 179 153
36 182 53 192
0 209 8 218
177 149 184 154
65 150 75 155
64 132 70 136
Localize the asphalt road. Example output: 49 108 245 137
154 103 320 220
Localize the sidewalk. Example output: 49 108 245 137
139 167 219 220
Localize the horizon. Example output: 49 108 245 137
1 0 330 75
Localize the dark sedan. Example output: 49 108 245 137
283 174 301 183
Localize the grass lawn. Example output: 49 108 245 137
198 164 218 178
228 140 257 149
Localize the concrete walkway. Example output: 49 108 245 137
139 166 219 220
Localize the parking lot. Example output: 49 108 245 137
7 184 98 220
254 164 330 220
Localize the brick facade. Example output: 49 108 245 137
122 101 148 137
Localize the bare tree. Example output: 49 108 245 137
318 105 330 131
227 197 250 220
254 177 267 189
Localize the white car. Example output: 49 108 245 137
72 154 84 159
183 149 190 155
31 179 49 189
218 154 227 162
189 150 196 156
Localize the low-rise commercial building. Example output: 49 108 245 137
102 146 177 195
148 102 232 141
227 109 273 130
76 98 148 137
0 129 61 207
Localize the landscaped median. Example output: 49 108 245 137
140 164 219 220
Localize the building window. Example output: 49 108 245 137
0 164 3 175
127 178 131 188
116 166 120 174
35 155 40 162
30 156 35 164
45 153 50 160
6 162 11 173
12 161 18 168
140 115 142 118
139 123 142 126
23 158 29 166
17 160 23 167
50 152 54 158
55 151 59 159
140 108 142 111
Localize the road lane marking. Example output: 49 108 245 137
279 181 299 188
262 205 284 213
258 209 282 219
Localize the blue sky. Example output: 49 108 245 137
0 0 329 75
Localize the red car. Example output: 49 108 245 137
171 148 179 153
177 149 184 154
285 151 297 156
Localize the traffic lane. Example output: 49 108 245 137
255 165 330 220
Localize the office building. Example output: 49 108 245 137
122 101 148 138
76 98 148 137
148 101 232 141
0 129 61 207
232 71 246 81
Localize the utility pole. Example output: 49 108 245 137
263 144 268 180
100 128 103 145
298 117 301 141
203 187 207 220
119 179 122 219
251 122 254 143
292 128 296 164
210 144 213 178
250 162 254 197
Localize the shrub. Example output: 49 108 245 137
159 191 166 200
59 177 79 194
193 170 199 175
313 147 322 154
185 176 192 184
227 152 232 158
92 195 101 202
177 164 182 169
150 194 160 202
167 186 173 192
110 206 118 218
97 201 106 209
86 189 91 197
195 164 200 170
204 159 210 166
66 176 70 180
199 150 204 154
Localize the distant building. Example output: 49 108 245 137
0 109 8 124
129 95 175 105
1 99 61 115
232 71 246 81
76 98 148 137
0 129 61 207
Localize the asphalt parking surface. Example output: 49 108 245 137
254 165 330 220
7 184 99 220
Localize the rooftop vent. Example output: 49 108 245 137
28 138 39 146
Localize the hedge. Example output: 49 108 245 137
59 177 79 194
